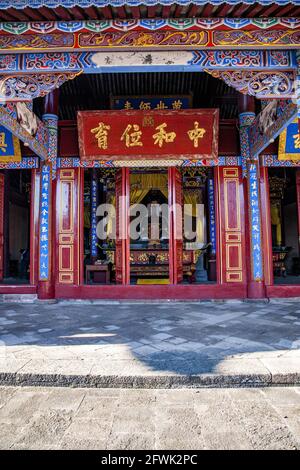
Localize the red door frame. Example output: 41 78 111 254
78 166 202 287
126 167 183 285
79 166 85 285
115 167 130 285
65 164 249 300
168 167 174 284
265 167 300 298
30 169 40 286
168 167 183 285
214 167 221 285
260 166 273 287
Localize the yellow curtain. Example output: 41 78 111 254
184 190 199 217
130 173 168 203
130 188 149 204
84 206 90 229
106 193 115 239
108 194 115 206
183 190 204 245
271 202 282 245
160 188 168 200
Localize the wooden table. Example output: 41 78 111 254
86 264 110 284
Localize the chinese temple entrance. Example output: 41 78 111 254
268 168 300 285
0 170 32 285
82 165 216 286
78 107 219 289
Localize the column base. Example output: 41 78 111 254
37 281 55 300
207 254 216 282
247 281 266 299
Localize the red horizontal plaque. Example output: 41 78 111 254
77 109 219 161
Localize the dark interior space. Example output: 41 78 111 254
35 71 241 121
0 170 31 284
269 167 300 284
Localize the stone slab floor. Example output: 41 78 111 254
0 300 300 381
0 386 300 449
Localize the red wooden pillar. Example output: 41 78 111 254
30 169 40 286
260 166 273 286
239 95 265 298
37 163 55 299
246 161 265 298
37 90 59 300
0 173 4 281
168 167 183 285
115 167 130 285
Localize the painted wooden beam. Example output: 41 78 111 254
1 49 297 73
7 8 29 22
23 7 45 21
0 20 299 55
0 0 299 7
0 103 48 160
38 7 58 21
53 7 73 20
85 7 99 19
100 7 113 19
0 72 82 101
206 69 297 98
129 7 140 18
249 100 298 157
0 49 295 99
0 18 299 35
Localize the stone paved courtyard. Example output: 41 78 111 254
0 300 300 386
0 386 300 449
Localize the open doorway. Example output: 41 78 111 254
177 167 217 284
83 168 117 285
129 168 169 285
268 168 300 284
0 170 31 284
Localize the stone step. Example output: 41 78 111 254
0 371 299 389
0 294 37 303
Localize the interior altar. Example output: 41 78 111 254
105 245 202 282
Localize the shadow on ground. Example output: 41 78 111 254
0 300 300 376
